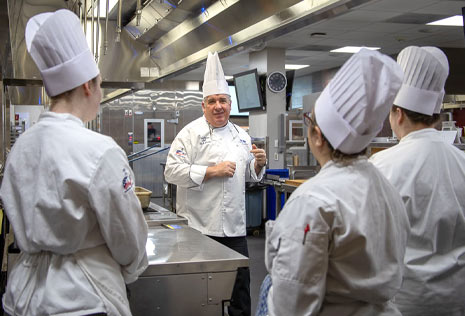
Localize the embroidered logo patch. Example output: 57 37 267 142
175 149 186 157
199 136 210 145
122 168 134 192
240 139 248 145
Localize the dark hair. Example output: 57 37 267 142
50 76 99 103
392 104 440 126
308 112 367 165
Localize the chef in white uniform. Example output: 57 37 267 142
0 10 148 316
164 52 266 316
370 46 465 316
264 49 410 316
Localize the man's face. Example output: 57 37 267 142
202 94 231 128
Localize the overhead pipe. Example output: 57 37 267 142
78 0 83 25
83 0 88 34
128 147 170 163
104 0 109 54
96 0 100 62
136 0 142 26
116 0 122 42
1 83 6 165
91 0 94 56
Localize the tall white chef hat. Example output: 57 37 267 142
315 49 403 154
25 9 99 97
202 52 230 98
394 46 449 115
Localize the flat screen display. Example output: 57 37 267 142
228 85 248 116
233 69 265 112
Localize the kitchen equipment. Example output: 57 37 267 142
128 226 248 316
135 186 152 210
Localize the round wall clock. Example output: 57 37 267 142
266 71 287 93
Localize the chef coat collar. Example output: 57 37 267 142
39 111 85 126
399 128 439 143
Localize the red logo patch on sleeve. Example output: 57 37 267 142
122 168 134 192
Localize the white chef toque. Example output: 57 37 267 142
25 9 99 97
202 52 230 98
394 46 449 115
315 49 403 154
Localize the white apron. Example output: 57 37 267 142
4 245 131 316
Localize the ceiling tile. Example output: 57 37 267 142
331 30 391 41
398 24 462 34
336 9 400 22
173 0 465 80
286 50 327 57
366 22 419 33
439 40 465 48
361 0 439 13
385 13 448 24
305 19 371 32
307 38 357 47
414 1 465 15
267 36 324 48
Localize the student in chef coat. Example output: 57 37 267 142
0 9 148 316
164 52 266 316
370 46 465 316
264 49 410 316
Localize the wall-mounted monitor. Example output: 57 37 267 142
233 69 265 112
228 85 248 116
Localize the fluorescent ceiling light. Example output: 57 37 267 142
331 46 380 53
225 75 234 80
285 64 310 70
427 15 463 26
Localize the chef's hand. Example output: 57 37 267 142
251 144 266 174
205 161 236 181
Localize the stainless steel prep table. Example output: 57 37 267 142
143 202 187 227
129 203 249 316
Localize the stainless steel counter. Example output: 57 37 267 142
129 203 249 316
142 225 249 276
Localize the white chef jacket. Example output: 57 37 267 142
265 158 409 316
164 117 264 237
0 112 148 316
370 128 465 316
